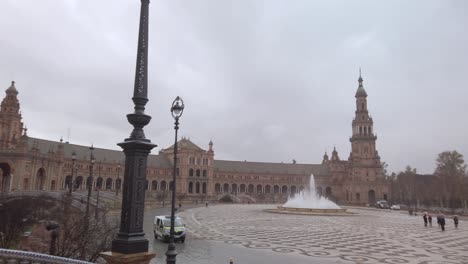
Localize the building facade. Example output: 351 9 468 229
0 76 390 205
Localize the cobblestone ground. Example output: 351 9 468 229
179 204 468 264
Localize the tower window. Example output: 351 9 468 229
361 103 364 110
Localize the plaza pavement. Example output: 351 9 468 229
176 204 468 264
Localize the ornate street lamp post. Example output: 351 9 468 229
69 151 77 194
111 0 156 254
166 96 184 264
95 161 102 220
85 145 95 218
116 162 121 195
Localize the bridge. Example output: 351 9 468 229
0 190 120 212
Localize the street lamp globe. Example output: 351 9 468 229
171 96 184 119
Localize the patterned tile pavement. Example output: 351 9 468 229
179 204 468 264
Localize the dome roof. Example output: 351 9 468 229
355 75 367 97
355 85 367 97
6 81 18 95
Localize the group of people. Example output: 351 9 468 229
422 212 459 231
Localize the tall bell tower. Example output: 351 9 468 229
349 72 381 181
0 81 24 150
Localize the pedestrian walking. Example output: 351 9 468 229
454 215 459 229
423 212 428 227
428 214 432 227
437 214 446 231
205 202 208 207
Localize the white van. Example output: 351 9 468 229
153 215 186 243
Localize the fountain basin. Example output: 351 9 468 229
265 206 355 216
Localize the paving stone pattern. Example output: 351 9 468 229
179 204 468 264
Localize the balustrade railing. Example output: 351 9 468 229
0 248 92 264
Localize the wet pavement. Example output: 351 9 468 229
141 204 468 264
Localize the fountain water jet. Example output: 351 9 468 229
266 174 350 215
283 174 340 209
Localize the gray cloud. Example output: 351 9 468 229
1 0 467 174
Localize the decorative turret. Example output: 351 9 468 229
208 140 213 152
331 147 340 162
0 81 24 149
322 151 329 164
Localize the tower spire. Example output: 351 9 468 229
358 67 363 87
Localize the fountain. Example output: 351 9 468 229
266 174 350 215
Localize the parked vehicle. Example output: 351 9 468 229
390 204 401 210
375 200 389 209
153 215 186 243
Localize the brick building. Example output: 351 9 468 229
0 75 390 205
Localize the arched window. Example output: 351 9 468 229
265 185 271 193
240 184 246 193
359 126 362 134
356 192 361 201
169 181 174 191
189 169 194 176
35 168 46 190
361 102 364 110
188 182 193 193
160 181 167 191
281 185 288 194
232 183 237 193
326 186 332 197
290 185 297 194
106 178 112 190
152 180 158 191
96 177 103 189
215 183 221 193
202 170 207 177
317 187 323 197
223 183 229 193
202 182 207 194
196 169 201 177
74 176 83 190
65 175 72 189
115 178 122 191
256 185 262 193
273 185 280 193
50 180 56 191
248 184 254 193
196 182 200 193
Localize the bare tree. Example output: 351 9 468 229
0 195 118 263
0 196 52 248
434 151 466 210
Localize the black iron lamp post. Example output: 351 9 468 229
85 145 95 218
166 96 184 264
95 161 102 220
116 162 121 196
111 0 157 254
69 151 77 194
46 221 59 256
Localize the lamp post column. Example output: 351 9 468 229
110 0 156 255
85 145 95 219
166 96 184 264
69 152 76 195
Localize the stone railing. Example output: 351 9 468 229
0 248 92 264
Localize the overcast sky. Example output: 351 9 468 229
1 0 467 174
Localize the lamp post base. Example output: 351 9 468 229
100 251 155 264
111 234 149 254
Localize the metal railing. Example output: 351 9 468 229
0 248 92 264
